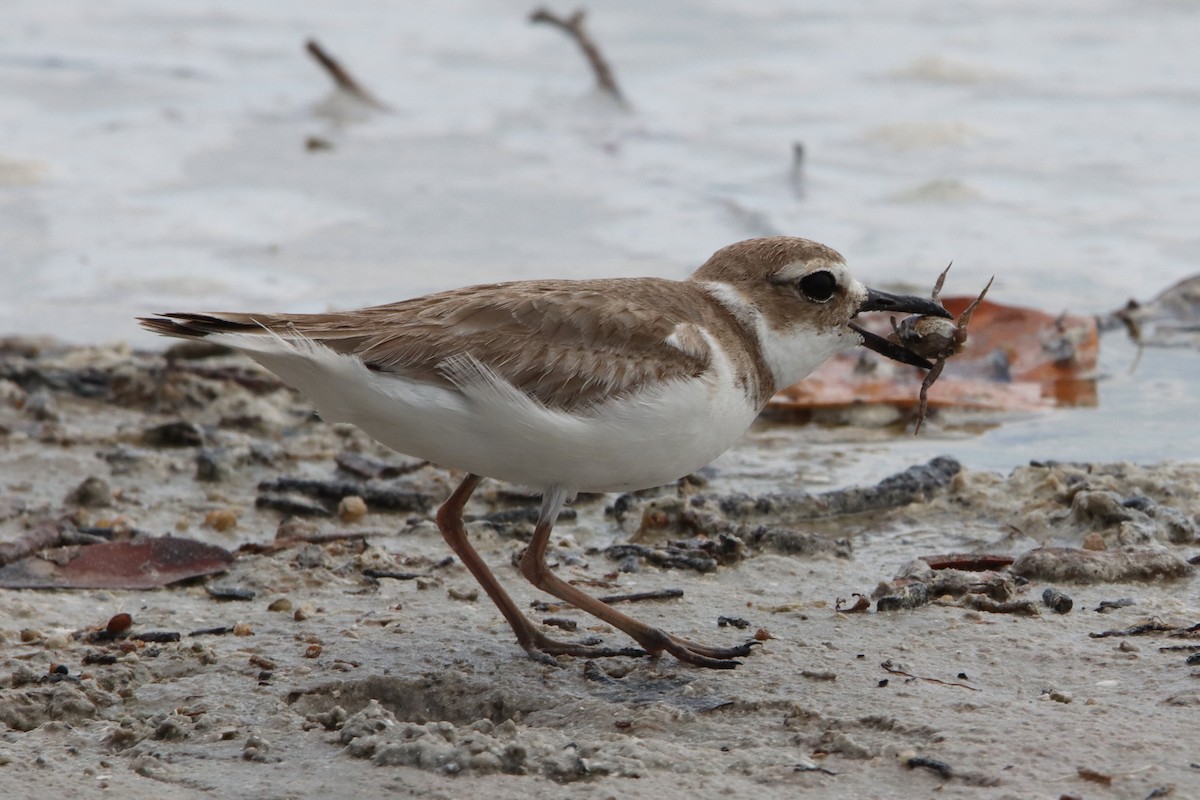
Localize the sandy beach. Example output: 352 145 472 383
1 340 1197 799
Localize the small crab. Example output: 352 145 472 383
891 265 994 434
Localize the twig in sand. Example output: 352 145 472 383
529 8 626 105
599 588 684 605
1088 619 1178 638
304 39 390 110
0 519 73 567
362 568 423 581
881 659 978 690
919 553 1015 572
532 587 683 612
906 757 954 779
239 530 382 555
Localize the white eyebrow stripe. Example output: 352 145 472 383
773 259 844 283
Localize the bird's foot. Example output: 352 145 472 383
632 628 760 670
521 630 648 666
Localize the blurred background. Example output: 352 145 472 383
2 0 1198 476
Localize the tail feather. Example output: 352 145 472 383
138 313 269 340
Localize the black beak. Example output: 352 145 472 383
850 287 952 370
858 287 951 319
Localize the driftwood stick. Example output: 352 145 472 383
0 519 73 567
599 588 683 605
530 8 626 104
238 529 388 555
304 39 389 110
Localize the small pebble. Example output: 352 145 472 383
338 495 368 523
248 655 276 670
233 623 254 636
106 613 133 635
206 585 256 602
92 515 135 536
267 598 293 613
242 734 270 761
25 390 60 421
541 617 577 632
195 449 233 483
43 633 70 649
276 516 320 540
1096 597 1135 613
66 476 113 508
1081 532 1107 551
304 644 322 658
204 508 239 532
448 587 478 602
294 544 328 569
142 420 204 448
1042 588 1073 614
1118 640 1140 653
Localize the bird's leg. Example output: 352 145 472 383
519 487 756 670
435 475 644 664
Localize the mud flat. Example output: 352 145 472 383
1 339 1198 799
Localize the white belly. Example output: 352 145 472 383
218 333 761 494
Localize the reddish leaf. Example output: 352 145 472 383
770 296 1098 413
0 536 233 589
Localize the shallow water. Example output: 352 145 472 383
3 0 1199 476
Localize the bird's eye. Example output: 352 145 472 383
798 270 837 302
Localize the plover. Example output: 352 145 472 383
141 236 947 668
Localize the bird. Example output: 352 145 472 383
140 236 947 669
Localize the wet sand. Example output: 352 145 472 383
1 340 1198 799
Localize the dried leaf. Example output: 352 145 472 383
0 536 233 589
771 296 1098 413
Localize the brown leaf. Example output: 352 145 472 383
771 296 1098 413
0 536 233 589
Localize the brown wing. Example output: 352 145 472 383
141 278 716 412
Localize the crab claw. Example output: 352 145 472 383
850 322 935 370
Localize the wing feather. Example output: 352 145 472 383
141 278 722 412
